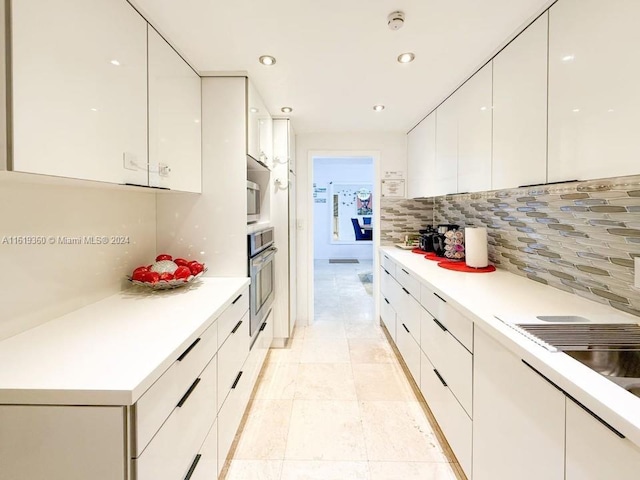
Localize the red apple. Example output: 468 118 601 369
155 254 172 262
174 266 191 280
132 270 147 281
188 261 204 275
174 258 189 267
159 272 174 281
142 271 160 284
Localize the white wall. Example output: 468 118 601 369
295 132 407 325
0 176 156 341
313 157 373 260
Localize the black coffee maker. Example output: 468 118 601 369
419 225 437 252
433 224 459 256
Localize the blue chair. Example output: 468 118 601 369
351 218 372 241
363 217 372 225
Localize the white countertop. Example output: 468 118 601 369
380 247 640 447
0 277 249 406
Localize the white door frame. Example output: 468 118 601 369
306 150 380 324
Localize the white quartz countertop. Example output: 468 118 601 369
380 247 640 447
0 277 249 406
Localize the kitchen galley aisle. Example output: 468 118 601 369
221 260 461 480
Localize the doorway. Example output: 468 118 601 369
311 156 375 325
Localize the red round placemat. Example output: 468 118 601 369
424 252 451 262
437 262 496 273
412 248 429 254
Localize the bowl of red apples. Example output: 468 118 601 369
128 254 206 290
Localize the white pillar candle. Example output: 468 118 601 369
465 227 489 268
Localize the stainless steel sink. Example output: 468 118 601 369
564 349 640 378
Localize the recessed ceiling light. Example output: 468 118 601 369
373 105 385 112
572 108 581 113
90 108 99 112
397 52 415 64
562 54 575 62
250 107 259 113
110 59 120 66
259 55 276 66
281 107 293 113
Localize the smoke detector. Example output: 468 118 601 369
387 11 405 30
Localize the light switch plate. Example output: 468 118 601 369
636 257 640 288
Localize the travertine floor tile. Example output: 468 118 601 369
348 338 395 364
352 363 417 401
368 461 457 480
233 399 293 460
280 460 369 480
294 363 357 400
225 460 283 480
300 337 351 364
253 362 299 400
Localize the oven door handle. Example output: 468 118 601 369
251 247 278 268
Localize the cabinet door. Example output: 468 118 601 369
396 319 420 383
457 63 492 193
247 81 272 165
434 95 458 196
189 419 217 480
548 0 640 182
473 327 565 480
407 113 436 198
493 12 548 189
148 28 202 193
566 399 640 480
11 0 148 185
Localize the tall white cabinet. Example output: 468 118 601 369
407 113 436 198
548 0 640 182
147 28 202 193
434 96 459 196
247 81 273 167
492 12 548 189
11 0 148 185
456 63 492 193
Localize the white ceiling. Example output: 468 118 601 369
130 0 552 134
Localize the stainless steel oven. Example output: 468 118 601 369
247 181 260 224
248 227 276 345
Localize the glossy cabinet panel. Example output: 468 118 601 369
434 95 459 196
566 399 640 480
148 28 202 192
407 113 436 198
457 63 493 193
548 0 640 182
493 12 548 189
473 327 565 480
11 0 147 185
247 80 273 166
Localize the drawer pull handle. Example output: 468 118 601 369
433 292 446 303
184 454 202 480
402 287 410 295
401 268 409 275
434 369 448 387
433 318 447 332
177 338 201 362
521 361 625 439
177 378 201 408
383 268 390 275
384 297 390 304
232 294 243 304
231 320 243 334
260 321 267 332
232 371 243 389
402 323 410 333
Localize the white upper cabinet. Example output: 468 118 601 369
457 63 493 193
148 28 202 193
434 95 459 196
407 113 436 198
548 0 640 182
493 12 548 189
247 81 273 167
11 0 148 185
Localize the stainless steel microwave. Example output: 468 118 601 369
247 181 260 223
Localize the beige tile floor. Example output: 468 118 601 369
224 260 462 480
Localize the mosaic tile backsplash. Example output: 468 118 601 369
380 197 434 246
433 175 640 317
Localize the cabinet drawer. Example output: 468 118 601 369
217 311 250 410
217 356 253 475
218 288 249 349
420 351 471 478
420 284 473 352
396 321 421 383
395 291 421 344
135 316 218 455
188 419 217 480
396 266 420 299
135 356 217 480
380 253 396 277
420 310 473 417
380 296 397 342
380 266 395 298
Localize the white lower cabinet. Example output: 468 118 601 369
380 296 397 341
565 399 640 480
396 317 421 383
135 356 217 480
190 419 217 480
473 327 565 480
420 351 472 477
